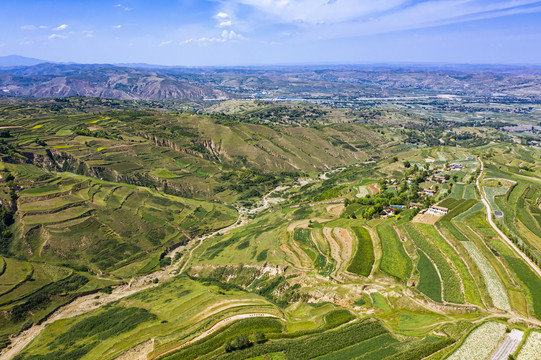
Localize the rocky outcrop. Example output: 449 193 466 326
139 133 221 161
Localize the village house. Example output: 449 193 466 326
427 205 449 216
419 189 437 197
448 163 464 171
433 175 447 183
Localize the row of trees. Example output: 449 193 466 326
224 332 266 353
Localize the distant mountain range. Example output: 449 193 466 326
1 55 541 101
0 55 47 67
0 62 231 100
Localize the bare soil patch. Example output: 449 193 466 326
367 183 380 195
412 213 440 225
326 204 345 217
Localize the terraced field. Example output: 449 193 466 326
376 223 412 281
9 167 237 275
1 103 541 360
404 223 464 304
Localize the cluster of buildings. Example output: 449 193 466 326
382 202 449 217
448 163 464 171
419 189 437 197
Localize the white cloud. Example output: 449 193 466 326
112 25 122 29
54 24 69 31
83 30 94 38
222 30 245 40
159 40 172 46
20 25 37 30
39 25 48 29
229 0 541 38
215 12 230 19
114 3 122 7
180 30 246 45
49 33 68 40
215 11 234 27
232 0 406 24
124 7 133 11
219 20 233 27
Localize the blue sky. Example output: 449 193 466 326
1 0 541 65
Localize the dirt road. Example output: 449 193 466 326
1 184 289 360
149 313 283 360
476 159 541 278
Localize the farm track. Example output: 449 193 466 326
477 159 541 278
148 313 284 360
0 184 289 360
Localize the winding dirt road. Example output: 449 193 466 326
476 159 541 278
149 313 283 360
0 185 288 360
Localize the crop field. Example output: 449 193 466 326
517 331 541 360
346 227 374 277
449 183 465 199
438 199 478 222
416 251 442 302
461 242 510 311
447 322 507 360
503 256 541 318
375 223 412 281
483 186 509 212
403 223 464 304
419 224 483 306
449 183 476 200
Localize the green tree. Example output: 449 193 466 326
254 332 266 344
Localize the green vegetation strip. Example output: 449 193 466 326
167 318 387 360
439 199 478 222
293 228 332 275
421 224 483 306
376 224 412 281
461 242 510 311
346 227 374 277
15 307 156 360
416 251 442 303
504 256 541 318
403 223 464 304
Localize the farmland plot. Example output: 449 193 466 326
346 227 374 277
447 322 506 360
416 251 442 302
483 186 509 212
461 242 510 311
403 223 464 304
517 331 541 360
376 224 412 281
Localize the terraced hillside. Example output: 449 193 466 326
0 101 540 360
0 101 397 201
